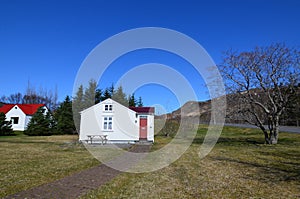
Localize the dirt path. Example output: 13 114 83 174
6 144 151 199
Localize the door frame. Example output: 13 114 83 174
139 116 148 140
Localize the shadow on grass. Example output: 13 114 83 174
258 149 300 164
0 139 54 144
194 126 300 183
0 139 78 145
192 136 264 145
212 155 300 182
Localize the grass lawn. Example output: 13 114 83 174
1 126 299 198
82 126 300 198
0 133 99 197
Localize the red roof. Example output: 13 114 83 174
0 104 14 114
129 107 155 114
0 104 45 115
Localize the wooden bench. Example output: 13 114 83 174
86 135 108 145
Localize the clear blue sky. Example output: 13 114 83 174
0 0 299 113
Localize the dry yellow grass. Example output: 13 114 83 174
0 134 99 197
82 126 300 198
1 127 299 198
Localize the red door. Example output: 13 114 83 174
139 117 147 139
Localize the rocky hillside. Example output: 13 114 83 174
159 100 212 123
159 90 300 126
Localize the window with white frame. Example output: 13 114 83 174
103 116 113 130
104 104 113 111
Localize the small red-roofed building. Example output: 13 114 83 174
0 104 48 131
79 98 155 143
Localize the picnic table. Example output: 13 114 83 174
86 135 108 144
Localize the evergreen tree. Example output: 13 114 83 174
128 93 137 107
137 96 143 107
112 86 128 106
72 85 84 133
24 107 53 136
83 80 97 109
55 96 75 134
73 80 99 133
108 83 115 97
46 111 56 131
102 88 111 100
95 89 102 104
0 112 13 136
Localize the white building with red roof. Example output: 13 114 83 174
79 98 155 143
0 104 47 131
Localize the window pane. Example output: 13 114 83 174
103 117 112 130
11 117 19 124
109 105 112 111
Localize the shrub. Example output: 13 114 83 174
24 107 54 136
0 112 14 136
157 120 179 137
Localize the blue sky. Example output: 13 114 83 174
0 0 299 113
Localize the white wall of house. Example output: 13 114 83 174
5 105 48 131
25 115 32 128
79 99 154 143
144 114 154 141
5 105 27 131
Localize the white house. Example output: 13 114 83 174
0 104 48 131
79 98 155 143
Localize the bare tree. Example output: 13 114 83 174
0 96 7 103
0 93 23 104
7 93 23 104
22 81 58 111
220 43 300 144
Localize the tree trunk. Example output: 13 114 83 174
263 130 271 144
262 125 279 144
266 119 279 144
260 125 271 144
269 132 278 144
271 120 279 144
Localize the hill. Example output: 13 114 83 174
158 90 300 126
157 100 212 123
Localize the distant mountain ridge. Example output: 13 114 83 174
158 90 299 126
158 100 212 122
